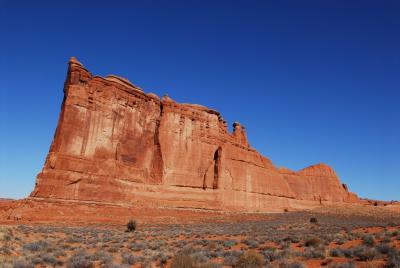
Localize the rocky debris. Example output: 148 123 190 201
30 58 359 212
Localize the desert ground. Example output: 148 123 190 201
0 202 400 268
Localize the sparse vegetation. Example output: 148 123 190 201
0 210 399 267
235 250 265 268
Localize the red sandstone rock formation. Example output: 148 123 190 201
30 58 359 212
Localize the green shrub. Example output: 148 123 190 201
362 234 375 247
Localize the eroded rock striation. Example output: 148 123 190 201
30 58 359 212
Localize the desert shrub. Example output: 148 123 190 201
193 239 208 247
383 236 392 243
310 217 318 224
32 257 43 265
262 249 279 262
386 252 400 268
353 245 378 261
41 253 59 265
329 247 344 257
179 246 196 255
280 240 291 249
67 250 93 268
328 262 354 268
223 250 243 265
224 255 237 266
22 241 48 252
334 238 346 245
376 243 394 255
170 253 196 268
342 248 353 258
121 252 138 265
362 234 375 247
159 253 168 266
12 258 34 268
283 236 300 243
191 251 210 263
67 235 85 243
274 260 305 268
209 248 223 258
235 250 265 268
53 249 66 258
126 220 137 232
107 246 119 253
268 248 293 261
287 262 305 268
304 237 323 247
92 250 113 264
130 242 145 251
303 247 325 259
198 263 222 268
223 240 237 248
245 240 259 249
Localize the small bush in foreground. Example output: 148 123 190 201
330 247 344 257
362 234 375 247
126 220 137 232
353 246 378 261
274 260 305 268
170 253 196 268
386 251 400 268
328 262 354 268
13 258 34 268
304 237 323 247
376 243 394 255
121 252 137 265
235 250 265 268
67 250 93 268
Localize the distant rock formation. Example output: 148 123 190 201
30 58 359 212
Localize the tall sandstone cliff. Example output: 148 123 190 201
31 58 359 212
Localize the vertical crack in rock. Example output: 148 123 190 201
213 147 222 189
115 142 120 161
202 165 210 190
149 102 164 183
80 110 91 156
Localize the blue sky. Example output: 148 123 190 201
0 0 399 200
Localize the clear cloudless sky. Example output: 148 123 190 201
0 0 399 200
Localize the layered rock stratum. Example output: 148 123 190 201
29 57 359 212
